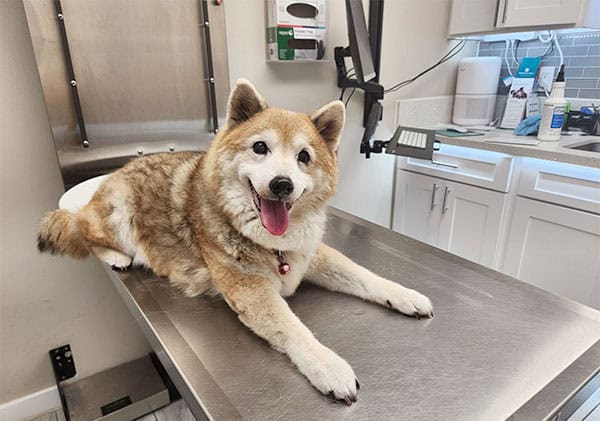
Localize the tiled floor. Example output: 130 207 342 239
30 399 194 421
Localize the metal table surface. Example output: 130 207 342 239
104 208 600 421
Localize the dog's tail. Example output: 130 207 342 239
37 209 90 258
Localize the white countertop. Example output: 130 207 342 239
436 130 600 168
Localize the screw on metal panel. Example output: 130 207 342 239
70 80 77 87
204 21 209 27
209 77 215 84
82 140 90 148
169 145 175 152
137 148 143 155
214 128 219 134
57 13 64 21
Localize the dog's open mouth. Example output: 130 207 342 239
249 181 292 236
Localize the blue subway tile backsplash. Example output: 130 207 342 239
477 31 600 99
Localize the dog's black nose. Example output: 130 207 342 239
269 176 294 198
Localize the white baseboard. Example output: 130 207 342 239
0 386 61 421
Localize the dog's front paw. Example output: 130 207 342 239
384 284 433 319
297 345 358 405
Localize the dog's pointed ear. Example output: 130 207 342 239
226 79 268 129
310 100 345 153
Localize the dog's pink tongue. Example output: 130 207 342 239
260 199 289 236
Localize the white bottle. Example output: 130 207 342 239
538 65 567 142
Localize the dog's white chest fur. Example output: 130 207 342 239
277 251 312 297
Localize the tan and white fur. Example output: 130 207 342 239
38 79 433 405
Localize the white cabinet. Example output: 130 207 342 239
393 171 440 246
394 146 600 309
448 0 498 35
393 171 508 268
448 0 598 36
498 0 582 28
438 180 507 268
398 144 514 193
502 197 600 309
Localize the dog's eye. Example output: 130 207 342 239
297 150 310 164
252 141 269 155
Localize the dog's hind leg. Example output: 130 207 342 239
92 247 133 271
168 263 215 297
306 243 433 319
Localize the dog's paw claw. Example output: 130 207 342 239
383 286 433 319
111 264 130 272
299 345 358 405
355 379 360 390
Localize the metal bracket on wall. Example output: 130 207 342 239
54 0 90 149
200 0 220 134
49 344 76 421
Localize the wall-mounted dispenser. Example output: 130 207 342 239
266 0 327 61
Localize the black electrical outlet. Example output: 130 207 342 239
49 344 76 381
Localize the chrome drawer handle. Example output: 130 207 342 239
442 186 451 214
431 159 458 169
430 183 439 211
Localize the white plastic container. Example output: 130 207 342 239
452 57 502 126
538 65 567 142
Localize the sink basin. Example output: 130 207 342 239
567 141 600 152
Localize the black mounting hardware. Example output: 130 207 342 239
54 0 89 149
335 0 385 128
199 0 220 134
150 352 181 403
49 344 76 421
359 100 384 158
365 0 384 127
334 46 384 127
360 139 388 155
50 344 76 382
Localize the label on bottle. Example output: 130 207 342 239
550 106 565 129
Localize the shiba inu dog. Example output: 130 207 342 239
38 79 433 405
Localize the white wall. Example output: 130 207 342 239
0 0 150 404
225 0 476 227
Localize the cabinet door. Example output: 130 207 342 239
448 0 499 36
393 171 441 246
437 180 507 268
498 0 582 28
502 197 600 310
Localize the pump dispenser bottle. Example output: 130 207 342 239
537 65 567 141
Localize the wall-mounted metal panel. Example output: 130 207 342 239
23 0 229 187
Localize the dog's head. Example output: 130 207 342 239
205 79 345 251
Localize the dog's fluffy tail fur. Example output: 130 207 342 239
37 209 90 258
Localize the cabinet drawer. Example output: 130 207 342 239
397 144 514 192
502 196 600 309
517 158 600 214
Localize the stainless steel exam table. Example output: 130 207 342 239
104 208 600 420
